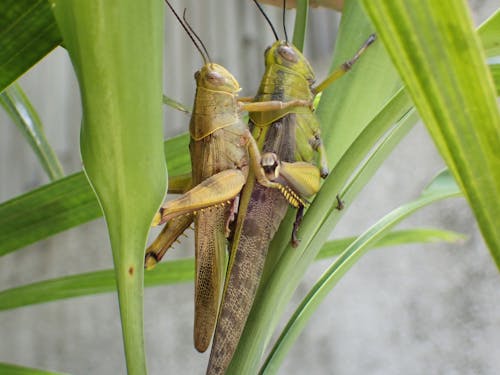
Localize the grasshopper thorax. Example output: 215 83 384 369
194 63 241 94
264 41 315 84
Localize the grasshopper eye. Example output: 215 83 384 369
264 46 271 58
194 71 200 80
278 45 298 63
207 71 224 85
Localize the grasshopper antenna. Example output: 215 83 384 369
283 0 288 43
164 0 209 64
253 0 279 41
182 9 213 63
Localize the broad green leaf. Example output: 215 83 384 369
0 0 61 92
0 362 68 375
0 228 462 311
260 171 462 373
50 1 166 374
362 1 500 268
0 134 189 257
0 83 64 180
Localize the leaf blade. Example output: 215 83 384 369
0 362 68 375
0 0 61 92
0 83 64 180
362 0 500 268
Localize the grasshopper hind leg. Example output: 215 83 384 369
144 214 194 269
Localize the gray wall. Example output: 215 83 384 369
1 1 499 374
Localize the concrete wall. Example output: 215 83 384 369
1 1 499 374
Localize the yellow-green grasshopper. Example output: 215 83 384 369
145 1 316 354
206 2 376 372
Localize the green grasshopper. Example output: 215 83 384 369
145 1 317 353
206 2 376 372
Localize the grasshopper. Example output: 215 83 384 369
145 1 316 353
206 2 376 373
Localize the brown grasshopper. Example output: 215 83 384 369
206 2 376 373
145 1 317 354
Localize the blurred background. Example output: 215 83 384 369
1 1 499 374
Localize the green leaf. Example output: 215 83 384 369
260 171 462 374
0 259 193 311
362 1 500 268
0 172 100 256
0 83 64 180
0 0 61 92
0 362 68 375
0 134 189 257
50 1 166 374
316 227 466 259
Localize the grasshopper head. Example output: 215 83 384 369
194 63 241 94
264 41 315 84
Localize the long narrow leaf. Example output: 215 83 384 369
0 0 61 92
316 227 465 259
0 362 68 375
362 1 500 268
0 259 194 311
260 171 462 373
0 83 64 180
